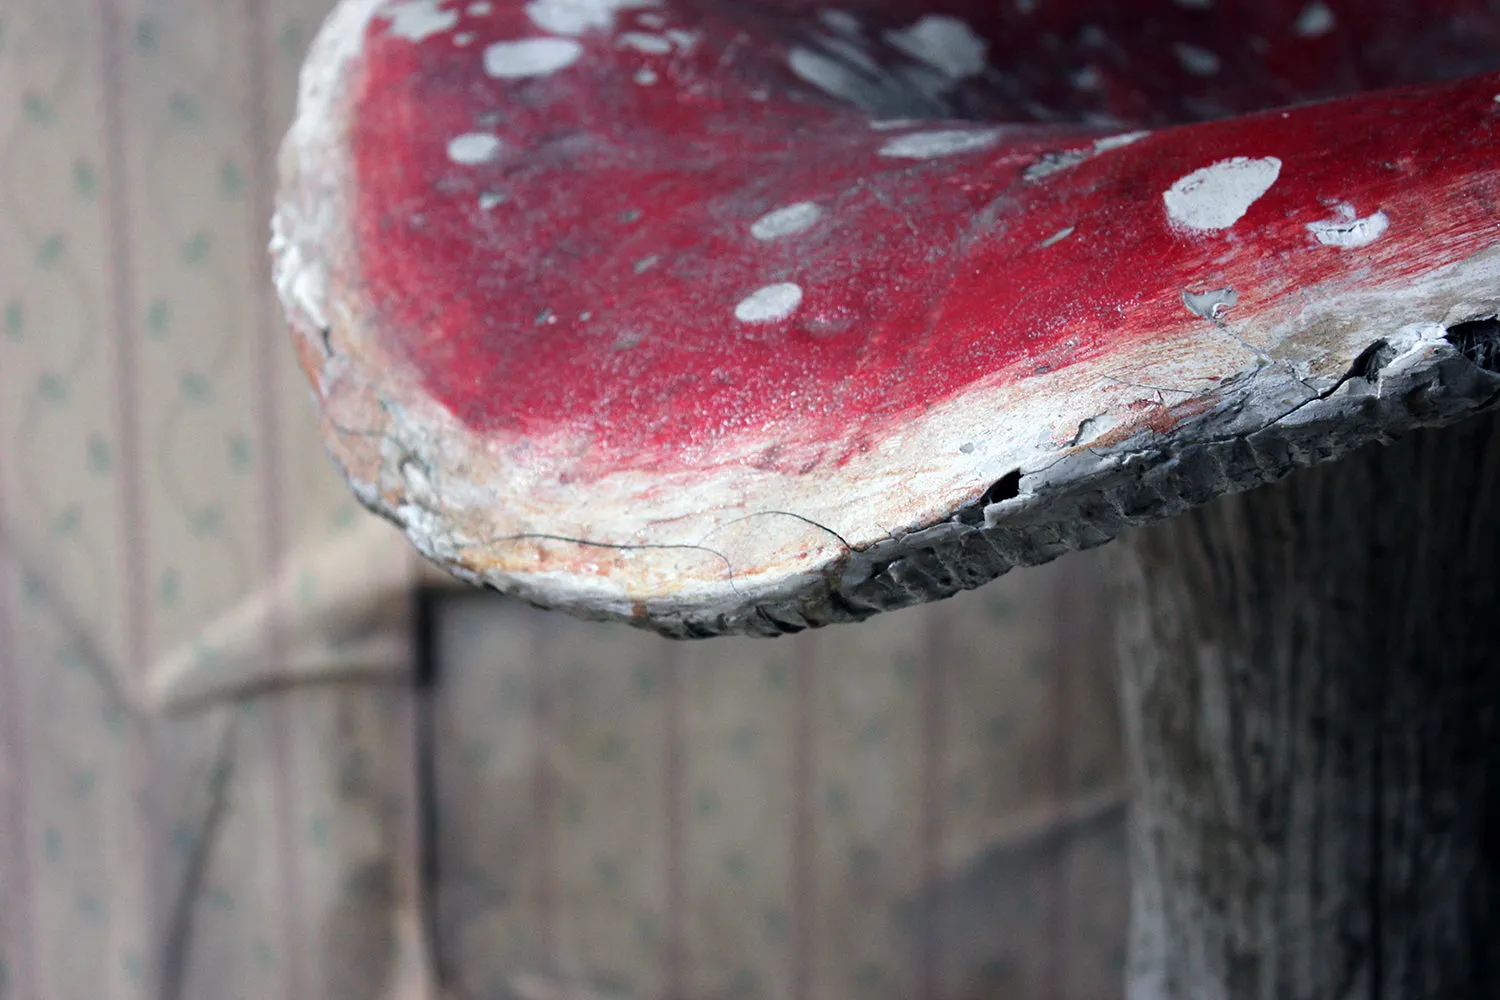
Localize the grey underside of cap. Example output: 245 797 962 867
616 328 1500 639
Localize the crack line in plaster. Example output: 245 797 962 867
449 531 744 592
697 509 856 553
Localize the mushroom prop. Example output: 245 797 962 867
274 1 1500 997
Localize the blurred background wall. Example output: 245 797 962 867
0 2 1127 998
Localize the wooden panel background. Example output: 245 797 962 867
428 561 1127 1000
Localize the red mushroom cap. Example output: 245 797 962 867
274 0 1500 635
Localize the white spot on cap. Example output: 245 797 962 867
789 47 872 107
379 0 459 42
1293 2 1335 38
447 132 502 164
1174 42 1221 76
479 192 505 210
751 202 823 241
1040 226 1075 247
1163 156 1282 231
525 0 658 36
618 32 671 54
1308 206 1389 248
884 15 988 80
869 118 916 131
879 128 1003 159
454 31 475 46
484 37 583 78
1174 0 1214 8
735 283 803 323
634 67 658 85
1094 130 1150 152
468 1 493 13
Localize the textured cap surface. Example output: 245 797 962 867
275 0 1500 636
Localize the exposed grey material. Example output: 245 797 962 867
1107 410 1500 1000
1023 148 1089 180
1182 287 1239 319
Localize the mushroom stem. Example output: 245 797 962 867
1108 412 1500 1000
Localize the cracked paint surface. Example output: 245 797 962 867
276 0 1500 634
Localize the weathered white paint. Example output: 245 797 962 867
525 0 658 35
270 205 330 331
484 37 584 78
1163 157 1282 231
618 32 671 54
1293 2 1336 38
1095 130 1150 153
286 253 331 332
1173 42 1221 76
1041 226 1076 248
1308 207 1389 249
879 128 1003 159
734 283 804 323
884 15 988 79
447 132 502 164
378 0 458 42
750 202 824 241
